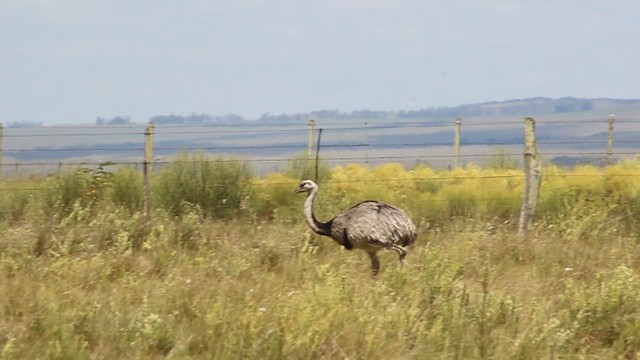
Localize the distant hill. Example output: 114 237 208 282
144 97 640 125
397 97 640 120
5 97 638 128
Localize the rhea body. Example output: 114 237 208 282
296 179 417 275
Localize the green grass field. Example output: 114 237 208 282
2 157 640 359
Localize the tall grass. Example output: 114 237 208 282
2 155 640 358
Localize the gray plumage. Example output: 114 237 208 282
296 179 417 275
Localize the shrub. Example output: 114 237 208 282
0 183 32 224
249 173 299 221
153 152 253 218
51 162 116 215
109 166 143 212
53 169 92 214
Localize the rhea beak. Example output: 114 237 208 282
295 187 304 194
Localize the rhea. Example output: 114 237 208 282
296 179 417 275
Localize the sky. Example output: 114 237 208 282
1 1 639 124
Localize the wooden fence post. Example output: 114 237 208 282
308 119 315 157
518 117 542 240
454 118 462 168
145 122 155 173
0 122 3 177
142 122 154 232
607 114 615 166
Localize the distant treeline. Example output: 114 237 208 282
8 97 635 128
95 116 132 126
3 120 43 128
133 97 628 125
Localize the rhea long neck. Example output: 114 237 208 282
304 186 331 236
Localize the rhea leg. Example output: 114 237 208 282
368 252 380 276
390 244 408 264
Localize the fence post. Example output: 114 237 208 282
518 117 542 241
142 122 154 232
145 122 155 173
0 122 3 177
607 114 615 166
308 119 315 157
454 118 462 168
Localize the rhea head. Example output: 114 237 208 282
296 179 317 194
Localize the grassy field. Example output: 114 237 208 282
2 157 640 358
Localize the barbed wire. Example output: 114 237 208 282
1 151 639 170
1 118 639 178
6 171 640 194
3 139 640 153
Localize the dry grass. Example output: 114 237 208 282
2 160 640 358
2 217 640 359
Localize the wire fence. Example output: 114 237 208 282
0 115 639 177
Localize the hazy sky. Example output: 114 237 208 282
1 1 638 124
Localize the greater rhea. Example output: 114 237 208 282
296 179 417 275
